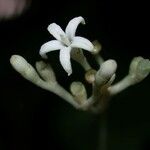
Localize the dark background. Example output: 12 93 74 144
0 0 150 150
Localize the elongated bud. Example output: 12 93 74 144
95 59 117 85
129 57 150 83
36 61 56 83
10 55 40 82
70 82 87 104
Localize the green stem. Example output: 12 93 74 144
98 112 108 150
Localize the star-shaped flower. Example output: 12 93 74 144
39 16 94 76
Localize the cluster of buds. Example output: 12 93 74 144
10 17 150 113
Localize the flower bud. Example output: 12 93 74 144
95 59 117 85
92 40 102 55
70 81 87 104
129 57 150 83
36 61 56 83
10 55 40 82
85 69 96 83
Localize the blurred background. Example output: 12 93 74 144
0 0 150 150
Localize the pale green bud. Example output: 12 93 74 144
129 56 150 83
10 55 40 82
36 61 56 83
70 81 87 104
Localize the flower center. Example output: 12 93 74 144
60 34 71 46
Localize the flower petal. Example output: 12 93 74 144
71 36 94 52
65 16 85 40
47 23 66 41
39 40 64 59
59 46 72 76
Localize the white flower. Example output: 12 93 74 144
39 16 94 76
